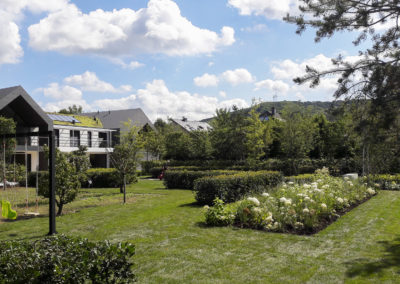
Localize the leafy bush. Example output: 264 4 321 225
84 168 137 188
163 170 238 190
0 234 135 283
194 171 283 205
363 174 400 190
204 174 378 234
140 160 165 175
149 167 164 178
285 174 316 184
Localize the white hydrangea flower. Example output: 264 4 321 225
321 203 327 210
304 184 311 188
322 184 329 189
367 188 376 195
294 222 304 229
203 205 209 210
285 199 292 206
303 208 310 214
247 197 260 206
266 215 273 222
279 197 287 203
262 192 269 197
337 197 344 204
304 196 311 202
288 181 294 185
252 207 261 213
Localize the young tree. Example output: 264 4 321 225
38 148 81 215
0 117 16 189
189 130 213 160
110 121 143 204
59 105 83 114
285 0 400 128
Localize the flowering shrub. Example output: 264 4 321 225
204 174 378 234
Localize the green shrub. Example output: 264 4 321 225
285 174 316 184
194 171 283 205
163 170 238 190
0 234 135 283
363 174 400 190
85 168 137 188
141 160 164 175
149 167 164 178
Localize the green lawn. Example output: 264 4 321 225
1 178 400 283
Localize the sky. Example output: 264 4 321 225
0 0 366 121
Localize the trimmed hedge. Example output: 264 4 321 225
141 160 165 175
194 171 283 205
0 234 135 283
84 168 137 188
150 167 164 178
285 174 316 184
363 174 400 190
163 170 238 189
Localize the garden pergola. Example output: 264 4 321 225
0 86 56 235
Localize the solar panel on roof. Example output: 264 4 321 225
48 114 81 123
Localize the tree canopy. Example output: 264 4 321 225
285 0 400 127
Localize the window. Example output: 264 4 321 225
55 129 60 147
70 130 80 147
98 132 107 148
88 131 92 147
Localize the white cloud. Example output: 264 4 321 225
93 79 249 120
28 0 235 57
221 68 254 85
208 61 215 67
219 91 227 98
64 71 132 93
194 73 219 87
0 19 23 65
0 0 67 66
111 59 145 70
228 0 299 20
241 23 268 33
254 79 290 93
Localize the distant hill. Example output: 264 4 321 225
202 101 343 122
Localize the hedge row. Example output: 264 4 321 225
84 168 137 188
363 174 400 190
163 170 238 189
140 160 165 175
0 234 135 283
194 171 283 205
151 158 358 176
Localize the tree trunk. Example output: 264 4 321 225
57 203 63 216
123 175 126 204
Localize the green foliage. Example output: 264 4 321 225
68 146 90 183
363 174 400 190
285 0 400 129
111 120 143 202
142 130 164 160
38 148 81 215
163 170 238 189
0 234 135 283
85 168 137 188
204 198 235 226
194 171 283 205
164 131 192 160
141 160 165 175
59 104 83 114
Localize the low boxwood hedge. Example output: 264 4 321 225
194 171 283 205
363 174 400 190
141 160 165 175
84 168 137 188
0 234 135 283
163 170 238 189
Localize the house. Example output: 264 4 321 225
170 117 212 132
81 108 154 145
259 107 284 121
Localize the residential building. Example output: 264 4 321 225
170 117 212 132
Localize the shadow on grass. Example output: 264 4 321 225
179 201 203 208
346 237 400 277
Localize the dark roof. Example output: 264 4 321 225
81 108 154 131
259 110 283 121
0 86 53 132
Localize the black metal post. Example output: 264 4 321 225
48 131 56 235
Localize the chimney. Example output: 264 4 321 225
182 116 187 122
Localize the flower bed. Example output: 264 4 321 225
204 174 377 234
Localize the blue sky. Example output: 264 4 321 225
0 0 364 121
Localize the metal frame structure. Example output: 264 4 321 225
0 86 56 235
